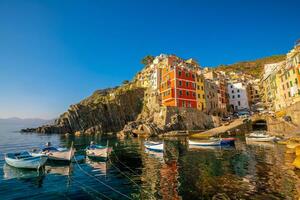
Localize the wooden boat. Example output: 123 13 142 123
189 139 221 146
31 142 75 162
86 142 112 160
144 141 164 151
5 151 48 169
249 131 268 138
245 136 275 142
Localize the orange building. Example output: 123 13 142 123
160 56 197 108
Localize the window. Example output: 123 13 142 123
186 72 189 77
201 86 204 90
287 82 289 88
203 94 205 99
178 70 182 76
186 82 189 87
188 101 191 108
182 101 186 107
192 74 195 79
237 89 240 93
238 101 241 106
198 94 200 98
232 95 235 99
193 92 196 97
296 78 298 85
193 83 196 89
282 85 285 90
290 81 293 87
186 91 189 96
230 85 233 88
197 85 200 90
179 90 182 96
293 69 296 74
238 94 240 98
284 94 287 99
179 80 182 86
288 92 291 97
232 90 234 93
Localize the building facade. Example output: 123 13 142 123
160 56 198 108
228 82 249 111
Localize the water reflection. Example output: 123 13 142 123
3 164 45 187
1 129 300 199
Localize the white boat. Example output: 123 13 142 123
246 136 276 142
5 151 48 169
144 141 164 151
31 142 75 162
189 139 221 146
86 142 112 160
249 131 269 138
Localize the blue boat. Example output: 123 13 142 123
5 151 48 169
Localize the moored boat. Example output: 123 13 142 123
189 139 221 146
144 141 164 151
86 141 112 160
5 151 48 169
31 142 75 162
189 137 236 147
245 135 276 142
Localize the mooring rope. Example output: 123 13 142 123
70 177 112 200
108 158 140 188
111 150 139 176
73 155 133 200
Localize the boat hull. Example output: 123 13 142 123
144 143 164 151
5 155 48 169
246 136 275 142
189 140 221 146
86 147 112 160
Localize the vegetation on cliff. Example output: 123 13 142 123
214 54 286 78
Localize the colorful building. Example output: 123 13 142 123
195 72 206 111
160 56 198 108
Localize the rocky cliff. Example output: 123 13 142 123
24 83 145 134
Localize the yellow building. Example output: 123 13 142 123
261 62 282 111
196 72 206 111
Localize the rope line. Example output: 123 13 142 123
71 178 104 200
74 155 133 200
111 150 139 176
108 158 140 188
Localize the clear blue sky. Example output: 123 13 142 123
0 0 299 119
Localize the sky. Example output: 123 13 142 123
0 0 299 119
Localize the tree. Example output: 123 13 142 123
141 55 154 65
122 80 130 84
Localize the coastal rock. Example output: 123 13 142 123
31 83 145 134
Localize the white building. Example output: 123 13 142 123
228 82 249 111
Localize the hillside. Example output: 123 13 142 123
214 54 286 78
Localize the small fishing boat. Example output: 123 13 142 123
144 141 164 152
189 139 221 146
245 135 276 142
249 131 269 138
31 142 75 162
5 151 48 169
86 141 112 160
